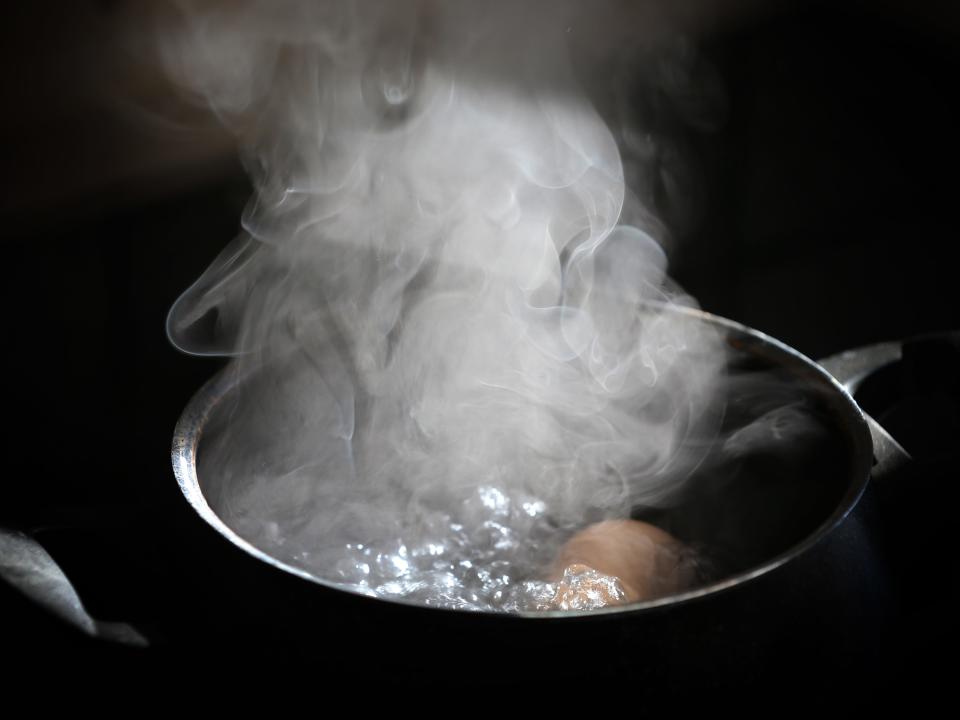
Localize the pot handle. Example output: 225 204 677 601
818 343 911 484
0 524 148 647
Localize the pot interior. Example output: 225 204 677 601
176 308 873 612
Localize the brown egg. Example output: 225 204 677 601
549 519 697 606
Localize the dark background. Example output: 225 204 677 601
1 0 957 694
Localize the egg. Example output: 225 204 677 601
548 519 697 607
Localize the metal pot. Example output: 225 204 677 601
171 304 909 690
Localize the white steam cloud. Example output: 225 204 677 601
164 0 727 610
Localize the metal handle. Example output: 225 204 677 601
0 525 147 646
818 342 911 484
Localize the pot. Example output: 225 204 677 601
171 304 909 690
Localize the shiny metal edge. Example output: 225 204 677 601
171 303 877 620
819 339 911 483
818 341 902 395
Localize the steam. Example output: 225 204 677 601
164 0 729 610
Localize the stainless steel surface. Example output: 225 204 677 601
820 341 911 483
172 304 876 617
819 341 902 395
0 527 147 646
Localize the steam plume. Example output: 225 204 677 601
164 0 727 610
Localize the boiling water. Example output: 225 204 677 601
223 478 714 612
236 482 615 612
